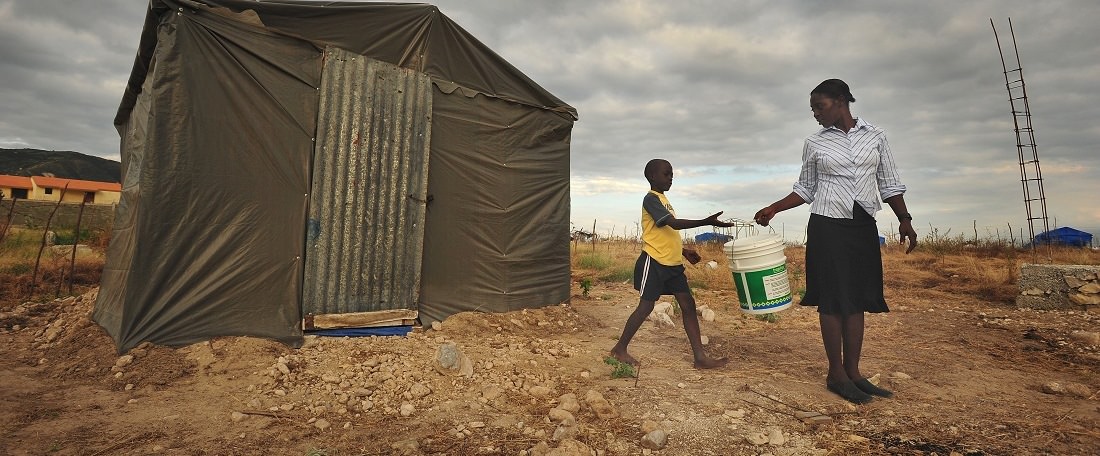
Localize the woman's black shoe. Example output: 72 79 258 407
854 378 893 398
827 380 873 404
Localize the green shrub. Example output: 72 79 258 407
755 313 780 323
0 230 38 249
52 228 96 245
599 266 633 283
576 252 614 270
603 356 637 378
2 262 32 275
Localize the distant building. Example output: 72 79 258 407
0 175 32 200
0 174 120 204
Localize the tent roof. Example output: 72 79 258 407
117 0 577 127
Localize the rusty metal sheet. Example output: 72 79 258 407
303 47 432 320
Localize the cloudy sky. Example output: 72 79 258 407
1 0 1098 244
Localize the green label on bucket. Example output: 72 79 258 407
732 264 792 311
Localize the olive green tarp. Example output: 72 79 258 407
94 0 576 353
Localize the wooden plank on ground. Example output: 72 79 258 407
304 309 418 330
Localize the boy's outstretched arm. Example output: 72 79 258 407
666 211 736 230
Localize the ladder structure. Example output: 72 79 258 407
991 18 1050 249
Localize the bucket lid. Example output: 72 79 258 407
724 233 784 253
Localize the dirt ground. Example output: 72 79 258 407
1 248 1099 455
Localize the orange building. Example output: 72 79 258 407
0 174 120 204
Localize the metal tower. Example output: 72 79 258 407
991 18 1050 249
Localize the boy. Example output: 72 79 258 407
610 158 734 369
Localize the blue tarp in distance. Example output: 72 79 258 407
1033 227 1093 247
695 232 733 243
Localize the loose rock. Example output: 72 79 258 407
641 429 668 450
548 408 575 425
529 385 552 398
557 393 580 413
584 390 619 420
768 428 785 445
547 438 591 456
436 342 474 377
1070 330 1100 345
114 355 134 368
745 431 769 445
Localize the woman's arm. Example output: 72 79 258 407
884 194 917 253
754 192 807 226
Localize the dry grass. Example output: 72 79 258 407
0 227 106 309
572 238 1099 306
5 224 1096 311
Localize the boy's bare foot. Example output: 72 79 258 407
693 356 728 369
609 348 639 367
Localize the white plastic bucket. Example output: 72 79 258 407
723 233 792 314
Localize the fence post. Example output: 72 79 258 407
68 199 87 294
0 197 16 244
30 184 68 298
591 219 597 252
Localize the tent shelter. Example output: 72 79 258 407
94 0 577 353
1033 227 1094 247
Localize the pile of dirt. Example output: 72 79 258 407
1 278 1098 455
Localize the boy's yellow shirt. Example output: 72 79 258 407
641 190 683 266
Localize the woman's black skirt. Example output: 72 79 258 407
801 205 889 315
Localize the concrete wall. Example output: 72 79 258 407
1017 263 1100 310
0 199 115 233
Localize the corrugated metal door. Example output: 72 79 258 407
303 47 432 328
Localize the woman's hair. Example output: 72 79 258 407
811 79 855 103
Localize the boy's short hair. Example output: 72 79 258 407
644 159 670 182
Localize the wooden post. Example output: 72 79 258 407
0 197 16 244
31 184 68 298
68 199 87 294
55 264 65 298
591 219 597 252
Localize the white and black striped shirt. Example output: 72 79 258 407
792 117 906 219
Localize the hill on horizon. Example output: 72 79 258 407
0 148 120 183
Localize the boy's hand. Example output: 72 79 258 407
683 248 701 264
704 211 735 228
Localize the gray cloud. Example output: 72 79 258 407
1 0 1097 240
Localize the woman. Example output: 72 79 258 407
754 78 917 404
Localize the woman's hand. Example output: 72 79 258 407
754 205 777 226
755 193 806 226
899 220 917 253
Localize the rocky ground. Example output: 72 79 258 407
1 257 1099 455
